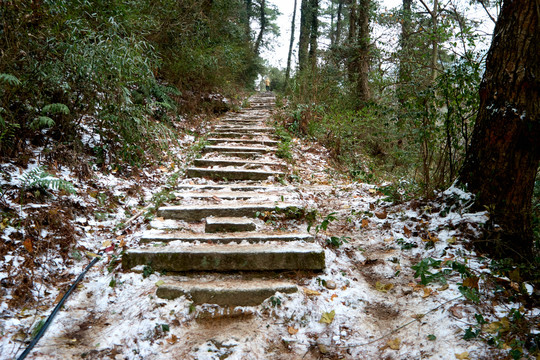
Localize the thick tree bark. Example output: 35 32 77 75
397 0 412 105
298 0 311 72
285 0 298 86
459 0 539 258
253 0 266 55
347 0 371 108
244 0 252 39
335 0 344 46
308 0 319 70
355 0 370 104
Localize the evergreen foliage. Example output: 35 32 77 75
0 0 264 167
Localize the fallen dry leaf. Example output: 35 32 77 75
387 337 401 350
23 238 33 253
455 351 469 359
330 294 338 301
463 276 479 290
287 326 299 335
166 334 178 344
375 210 387 219
448 305 464 319
422 287 433 298
319 310 335 324
403 226 412 238
361 218 370 228
303 288 321 297
375 281 394 293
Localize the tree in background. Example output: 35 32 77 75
285 0 298 88
459 0 539 258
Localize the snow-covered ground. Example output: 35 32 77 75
0 111 538 360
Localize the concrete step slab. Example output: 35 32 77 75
140 230 313 243
157 202 301 221
205 217 256 233
213 127 274 133
193 158 286 169
202 145 277 154
186 167 283 181
208 132 277 139
156 279 297 306
175 184 293 192
175 190 286 201
207 138 279 146
122 242 325 271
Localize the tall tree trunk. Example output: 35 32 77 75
308 0 319 70
253 0 266 55
347 0 357 82
397 0 412 109
285 0 298 87
298 0 311 72
335 0 344 46
244 0 252 39
355 0 370 105
459 0 539 258
430 0 439 81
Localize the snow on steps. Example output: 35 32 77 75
123 93 324 307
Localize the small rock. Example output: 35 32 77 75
325 280 337 290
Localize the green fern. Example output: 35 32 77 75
30 116 56 130
42 103 70 115
20 166 76 195
0 73 21 87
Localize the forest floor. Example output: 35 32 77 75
0 99 539 359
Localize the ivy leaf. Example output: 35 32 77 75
319 310 335 324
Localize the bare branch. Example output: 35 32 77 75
416 0 434 17
477 0 497 23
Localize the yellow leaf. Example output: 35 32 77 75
86 252 99 258
438 284 449 291
368 188 377 194
303 288 321 297
422 287 433 298
330 294 338 301
155 280 164 287
287 326 299 335
319 310 335 324
102 240 112 248
375 281 394 293
455 352 469 359
387 337 401 350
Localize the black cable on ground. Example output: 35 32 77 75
16 254 102 360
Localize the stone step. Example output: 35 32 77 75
208 132 277 139
215 151 264 159
175 184 293 192
122 243 325 272
213 127 274 133
175 190 286 201
202 145 277 154
157 202 300 221
207 138 279 146
186 167 283 181
140 230 313 243
156 279 297 306
205 217 256 233
193 158 286 169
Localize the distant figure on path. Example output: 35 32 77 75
265 77 270 91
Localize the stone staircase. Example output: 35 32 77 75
122 93 325 307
